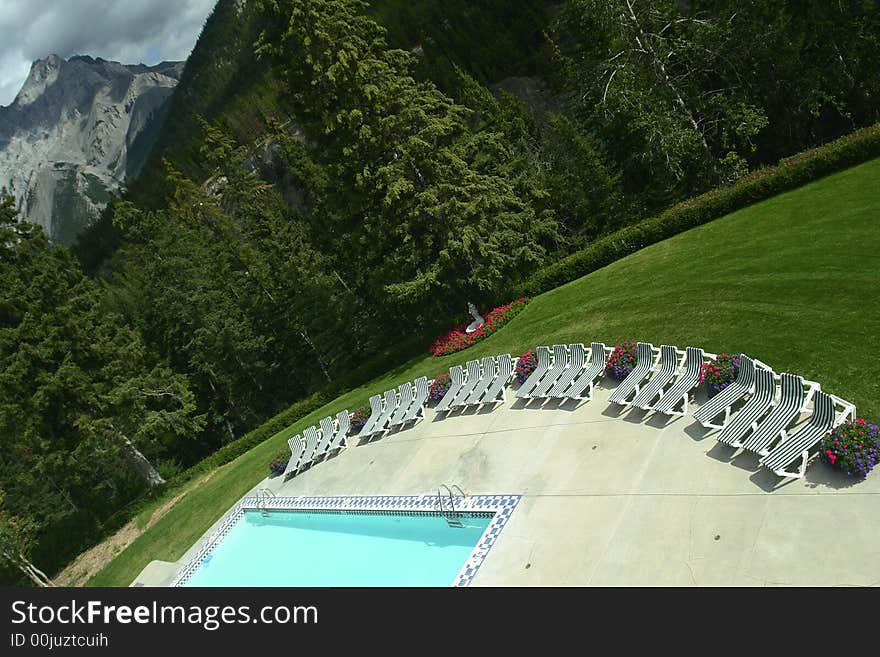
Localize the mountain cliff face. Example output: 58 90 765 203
0 55 184 244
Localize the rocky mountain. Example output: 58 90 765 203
0 55 184 244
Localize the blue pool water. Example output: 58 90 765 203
185 510 493 586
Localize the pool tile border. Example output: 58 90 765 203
170 493 521 587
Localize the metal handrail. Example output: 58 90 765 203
437 484 455 515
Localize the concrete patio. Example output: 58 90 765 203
137 380 880 587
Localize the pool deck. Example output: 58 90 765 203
136 380 880 587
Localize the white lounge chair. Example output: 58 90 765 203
650 346 705 416
401 376 429 424
759 392 854 479
739 373 809 456
629 345 680 409
355 394 383 440
548 343 586 397
281 433 307 480
465 356 496 405
529 344 568 398
715 368 776 448
367 389 399 438
515 346 551 399
452 360 482 408
608 342 657 406
313 415 336 461
481 354 515 405
296 425 322 473
562 342 606 401
388 381 415 427
435 365 465 413
692 355 756 429
326 409 350 455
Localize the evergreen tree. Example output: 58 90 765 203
256 0 559 323
0 201 204 570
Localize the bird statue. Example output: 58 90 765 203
465 302 485 333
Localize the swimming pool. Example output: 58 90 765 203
173 494 520 587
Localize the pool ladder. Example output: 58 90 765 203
437 484 468 528
257 488 276 516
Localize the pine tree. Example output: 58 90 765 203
256 0 559 323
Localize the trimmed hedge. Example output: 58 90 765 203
517 123 880 297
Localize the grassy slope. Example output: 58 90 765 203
88 156 880 586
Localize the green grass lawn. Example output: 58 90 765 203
88 156 880 586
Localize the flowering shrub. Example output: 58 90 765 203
350 404 371 433
429 298 531 356
699 353 741 397
820 418 880 478
606 341 638 380
268 451 289 477
429 373 452 403
515 350 538 384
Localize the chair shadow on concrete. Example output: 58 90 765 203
620 406 649 424
747 467 783 492
557 397 587 412
430 406 457 422
705 441 736 463
683 421 713 442
601 403 627 419
729 449 761 472
645 412 680 429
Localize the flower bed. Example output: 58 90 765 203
350 404 371 434
268 451 289 477
820 418 880 478
699 353 741 397
515 350 538 384
429 298 530 357
429 372 452 403
605 341 638 380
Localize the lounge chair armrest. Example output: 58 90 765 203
828 394 856 425
752 358 776 374
801 379 821 412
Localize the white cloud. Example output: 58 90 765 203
0 0 218 106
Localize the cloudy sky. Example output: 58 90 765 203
0 0 218 106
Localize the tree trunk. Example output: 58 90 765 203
300 328 332 382
622 0 712 156
2 550 54 587
119 436 165 488
206 370 238 442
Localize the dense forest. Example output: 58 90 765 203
3 0 880 584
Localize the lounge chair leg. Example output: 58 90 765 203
776 450 810 480
669 394 688 417
706 406 731 430
802 383 819 412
